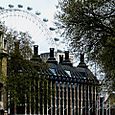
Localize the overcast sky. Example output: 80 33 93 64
0 0 60 53
0 0 58 20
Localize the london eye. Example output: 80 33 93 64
0 4 55 53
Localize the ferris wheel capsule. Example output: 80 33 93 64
18 4 23 8
43 18 48 22
49 27 55 31
8 4 14 8
54 38 59 41
27 7 32 11
0 7 4 10
35 12 41 16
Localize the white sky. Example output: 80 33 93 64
0 0 101 78
0 0 62 54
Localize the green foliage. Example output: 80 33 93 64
56 0 115 89
7 50 35 102
0 21 54 113
6 31 34 59
0 22 52 105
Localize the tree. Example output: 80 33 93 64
5 31 34 59
7 45 36 103
8 37 52 113
0 22 51 114
55 0 115 89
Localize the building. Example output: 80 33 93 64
40 49 74 63
1 42 99 115
0 32 8 114
20 46 98 115
44 48 99 115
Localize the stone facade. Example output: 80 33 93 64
0 34 8 114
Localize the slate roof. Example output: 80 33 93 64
31 46 99 85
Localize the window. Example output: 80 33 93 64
65 70 71 77
49 68 56 75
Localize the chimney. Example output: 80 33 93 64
59 55 63 64
14 41 20 54
80 53 84 63
77 53 87 68
65 51 69 61
34 45 38 56
50 48 54 58
31 45 42 62
47 48 57 64
62 51 72 66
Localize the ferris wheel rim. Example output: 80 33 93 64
0 8 54 43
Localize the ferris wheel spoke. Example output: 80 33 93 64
0 7 54 47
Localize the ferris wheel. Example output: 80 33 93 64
0 4 55 53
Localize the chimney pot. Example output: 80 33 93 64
34 45 38 55
47 48 57 64
65 51 69 60
14 41 20 53
50 48 54 58
59 55 63 64
80 53 84 63
61 51 72 66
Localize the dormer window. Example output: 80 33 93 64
49 68 56 76
65 70 71 77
